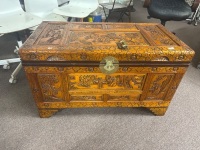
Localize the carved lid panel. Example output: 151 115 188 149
19 22 195 62
35 24 66 45
67 31 149 46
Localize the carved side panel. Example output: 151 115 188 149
25 73 44 103
165 73 184 100
37 74 64 102
68 73 146 90
142 74 175 100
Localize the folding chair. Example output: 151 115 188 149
53 0 99 20
24 0 66 24
0 0 42 83
99 0 134 22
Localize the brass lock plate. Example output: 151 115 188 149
99 56 119 75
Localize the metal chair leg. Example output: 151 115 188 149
118 11 125 22
128 11 131 22
187 3 200 25
9 32 23 84
105 10 111 22
194 10 200 26
9 62 22 84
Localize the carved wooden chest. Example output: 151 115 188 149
19 22 194 118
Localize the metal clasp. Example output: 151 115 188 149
104 58 115 71
117 40 128 50
99 56 119 75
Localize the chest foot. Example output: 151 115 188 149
147 107 168 116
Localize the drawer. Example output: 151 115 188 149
105 89 142 101
68 90 142 102
68 73 146 90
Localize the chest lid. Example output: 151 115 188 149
19 22 194 62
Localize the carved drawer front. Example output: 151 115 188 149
68 73 146 90
106 92 141 101
68 91 141 102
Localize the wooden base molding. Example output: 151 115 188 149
38 107 169 118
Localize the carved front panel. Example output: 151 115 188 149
68 73 146 90
144 74 175 100
67 31 149 46
37 74 64 102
